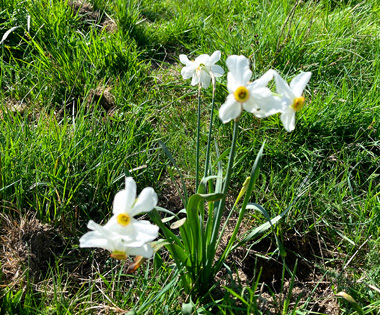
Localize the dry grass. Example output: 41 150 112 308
0 213 65 288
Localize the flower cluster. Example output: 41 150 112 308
180 53 311 132
179 51 224 89
79 177 159 259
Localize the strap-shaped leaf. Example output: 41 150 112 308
197 192 224 202
240 203 291 243
198 175 222 194
151 239 170 252
148 210 183 248
184 192 224 267
162 215 176 223
148 210 191 291
155 206 179 217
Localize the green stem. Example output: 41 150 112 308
195 85 201 192
204 77 216 178
216 141 265 272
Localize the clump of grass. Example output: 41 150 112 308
0 0 379 313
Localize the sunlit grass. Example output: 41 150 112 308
1 0 379 313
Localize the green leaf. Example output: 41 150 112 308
240 203 291 243
197 192 224 202
156 206 180 217
149 210 183 248
198 175 222 194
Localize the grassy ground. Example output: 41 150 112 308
1 0 379 313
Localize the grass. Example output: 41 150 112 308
1 0 379 313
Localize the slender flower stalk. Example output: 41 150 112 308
195 84 201 192
204 74 216 178
217 141 265 271
180 51 224 192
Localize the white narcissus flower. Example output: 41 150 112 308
274 71 312 132
219 55 283 124
179 51 224 89
79 220 155 259
79 177 159 259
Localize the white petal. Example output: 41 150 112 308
226 55 252 85
125 177 137 197
200 70 211 89
130 187 158 216
274 72 295 102
290 72 311 97
179 54 190 66
254 95 283 118
209 51 221 65
219 94 242 124
126 244 154 258
250 69 275 88
130 220 159 243
191 73 199 86
241 68 252 86
227 72 239 93
81 222 128 251
195 54 209 65
103 217 150 246
88 220 106 234
113 178 136 215
210 65 224 77
226 55 249 74
243 87 283 117
181 65 196 80
280 107 296 132
79 231 111 250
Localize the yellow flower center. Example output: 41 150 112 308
233 86 249 103
116 213 131 226
111 251 127 260
291 96 305 112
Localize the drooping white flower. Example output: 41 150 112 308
179 51 224 89
80 220 154 259
274 71 312 132
79 177 159 259
219 55 282 124
104 177 159 243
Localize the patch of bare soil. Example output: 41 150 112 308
0 98 34 120
68 1 117 33
87 85 116 112
157 175 189 213
0 213 65 288
0 212 146 311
